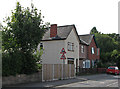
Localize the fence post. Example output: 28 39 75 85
62 64 63 79
69 64 71 78
42 64 44 82
53 64 54 80
74 65 75 77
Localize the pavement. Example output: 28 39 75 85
2 74 120 88
3 76 88 87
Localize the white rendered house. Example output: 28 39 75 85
39 24 80 69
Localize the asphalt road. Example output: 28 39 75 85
55 74 120 87
4 74 120 88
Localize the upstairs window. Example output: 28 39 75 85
91 47 95 54
81 45 84 53
68 42 74 51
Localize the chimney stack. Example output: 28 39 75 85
50 24 57 38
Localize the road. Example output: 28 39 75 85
55 74 120 87
4 74 120 88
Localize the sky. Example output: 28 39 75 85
0 0 119 35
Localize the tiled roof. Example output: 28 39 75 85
42 25 75 41
79 34 94 45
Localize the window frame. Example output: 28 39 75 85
81 45 84 53
85 60 90 68
67 42 74 51
91 47 95 54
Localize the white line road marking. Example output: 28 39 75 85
55 80 105 87
55 81 88 87
106 82 118 87
55 79 118 87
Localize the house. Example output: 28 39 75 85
79 34 100 68
79 38 88 68
39 24 80 69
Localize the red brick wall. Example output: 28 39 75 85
88 38 100 60
79 60 83 68
79 44 87 59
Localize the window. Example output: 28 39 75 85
85 60 90 68
67 58 74 64
68 42 74 51
91 47 95 54
83 61 85 68
68 60 74 64
108 67 115 70
81 45 84 53
83 60 90 68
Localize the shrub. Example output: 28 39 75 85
2 51 38 76
2 51 23 76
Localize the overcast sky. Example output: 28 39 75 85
0 0 119 35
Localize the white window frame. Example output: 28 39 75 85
68 42 74 51
81 45 84 53
91 47 95 54
83 61 85 68
85 60 90 68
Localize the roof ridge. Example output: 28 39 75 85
57 24 75 28
80 39 88 45
47 24 74 29
79 34 94 36
42 24 76 41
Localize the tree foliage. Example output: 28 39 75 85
90 27 98 34
2 2 48 76
90 27 120 68
2 2 47 53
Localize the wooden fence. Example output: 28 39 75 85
42 64 75 81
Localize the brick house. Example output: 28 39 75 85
79 34 100 68
79 38 87 68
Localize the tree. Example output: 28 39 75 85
90 27 98 34
90 27 120 68
0 23 2 29
2 2 48 53
116 54 120 69
2 2 49 76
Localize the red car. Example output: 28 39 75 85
106 66 120 75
